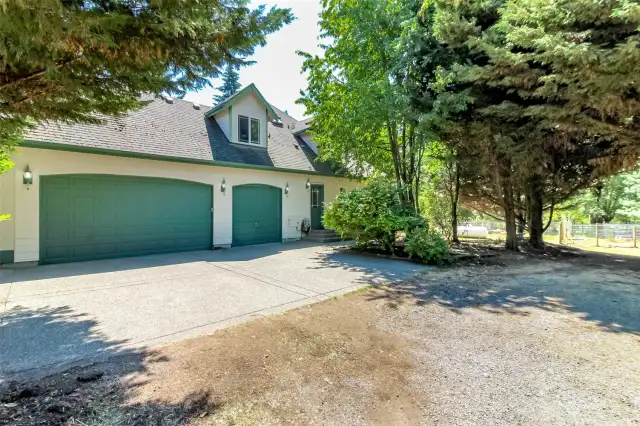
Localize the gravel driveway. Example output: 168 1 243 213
2 250 639 425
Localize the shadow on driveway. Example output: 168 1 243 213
0 303 214 425
308 249 432 286
0 304 149 381
0 241 329 285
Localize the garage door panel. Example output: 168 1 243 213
232 185 282 247
40 175 213 264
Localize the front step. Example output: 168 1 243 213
305 229 349 243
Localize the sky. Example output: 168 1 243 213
183 0 323 120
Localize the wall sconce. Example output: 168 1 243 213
220 179 226 193
305 178 310 190
23 166 33 185
284 182 290 195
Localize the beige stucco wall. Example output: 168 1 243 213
1 147 358 262
0 168 15 253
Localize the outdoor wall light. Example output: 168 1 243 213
221 179 226 193
23 166 33 185
305 178 311 190
285 182 290 195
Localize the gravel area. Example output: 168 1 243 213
2 250 639 425
374 257 640 425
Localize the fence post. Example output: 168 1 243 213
596 223 600 247
559 221 565 245
634 225 637 249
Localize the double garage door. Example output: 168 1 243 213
40 176 283 264
40 175 213 264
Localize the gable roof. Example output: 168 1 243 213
204 83 279 120
23 95 342 176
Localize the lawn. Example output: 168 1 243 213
2 250 639 425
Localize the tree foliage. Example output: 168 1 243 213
323 180 424 254
427 0 640 249
404 227 449 264
298 0 451 209
0 0 293 145
213 63 242 103
559 168 640 223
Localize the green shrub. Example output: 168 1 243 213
405 227 450 264
323 180 424 253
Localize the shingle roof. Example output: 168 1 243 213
25 96 340 175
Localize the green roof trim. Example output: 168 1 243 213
292 126 311 135
205 83 279 120
20 139 349 178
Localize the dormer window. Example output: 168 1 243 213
238 115 260 144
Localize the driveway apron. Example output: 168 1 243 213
0 242 427 380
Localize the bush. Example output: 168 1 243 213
323 180 424 253
405 227 450 264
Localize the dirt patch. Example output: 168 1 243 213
2 249 639 425
1 294 421 425
127 295 421 425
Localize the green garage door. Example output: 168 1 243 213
232 184 282 246
40 175 212 264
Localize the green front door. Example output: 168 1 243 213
40 175 212 264
232 184 282 246
310 184 325 230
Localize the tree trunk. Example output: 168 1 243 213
528 176 545 249
502 178 518 251
451 162 460 243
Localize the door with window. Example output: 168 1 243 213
310 184 325 230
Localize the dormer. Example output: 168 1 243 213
205 83 280 148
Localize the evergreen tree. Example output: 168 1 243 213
0 0 293 170
428 0 640 249
213 64 242 103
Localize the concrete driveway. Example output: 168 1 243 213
0 242 427 380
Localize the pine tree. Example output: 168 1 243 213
0 0 293 170
428 0 640 249
213 64 242 104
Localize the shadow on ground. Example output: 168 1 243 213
365 251 640 335
0 305 141 379
0 241 329 285
308 249 431 285
0 304 212 425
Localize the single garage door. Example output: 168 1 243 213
232 184 282 246
40 175 212 264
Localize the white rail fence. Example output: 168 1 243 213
460 220 639 248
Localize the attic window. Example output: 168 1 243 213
238 115 249 142
238 115 261 144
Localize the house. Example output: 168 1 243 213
0 84 358 265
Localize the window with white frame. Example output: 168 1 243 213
238 115 261 144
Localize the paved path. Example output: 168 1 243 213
0 242 427 380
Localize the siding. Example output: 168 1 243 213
6 148 359 262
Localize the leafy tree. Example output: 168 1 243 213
0 0 293 163
559 168 640 223
298 0 449 210
213 63 242 103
